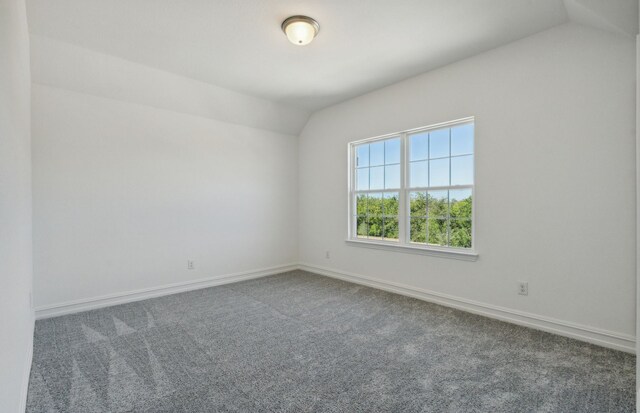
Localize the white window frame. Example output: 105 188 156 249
347 117 478 261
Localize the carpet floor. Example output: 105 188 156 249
26 270 635 412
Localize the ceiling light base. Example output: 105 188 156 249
281 15 319 46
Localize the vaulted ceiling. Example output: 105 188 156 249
26 0 638 112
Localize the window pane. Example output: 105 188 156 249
383 217 399 241
428 217 448 246
428 190 448 218
429 158 449 187
450 219 472 248
409 132 428 161
410 191 427 216
368 216 383 238
429 129 449 159
356 216 368 238
385 164 400 189
451 155 473 186
370 141 384 166
451 123 473 156
356 144 370 168
410 217 426 243
368 193 383 216
370 166 384 190
356 194 367 216
356 168 369 191
383 192 399 216
409 161 428 188
351 121 474 249
385 138 400 165
450 189 472 221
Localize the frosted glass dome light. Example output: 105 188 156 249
282 16 319 46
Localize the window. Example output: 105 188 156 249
349 118 475 257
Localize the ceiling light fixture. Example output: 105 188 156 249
281 15 319 46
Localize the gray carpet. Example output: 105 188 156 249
26 270 635 412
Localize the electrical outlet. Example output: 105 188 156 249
518 281 528 296
187 260 195 270
325 251 330 259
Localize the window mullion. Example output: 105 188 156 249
447 128 452 247
350 144 355 238
399 133 408 245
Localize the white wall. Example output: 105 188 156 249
0 0 34 411
30 36 310 136
299 23 636 351
31 41 299 309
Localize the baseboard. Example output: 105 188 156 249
19 312 35 413
34 263 298 319
33 262 636 353
299 263 636 354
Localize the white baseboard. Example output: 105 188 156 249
34 263 298 319
299 262 636 354
33 262 636 354
19 312 34 413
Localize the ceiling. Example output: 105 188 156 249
26 0 638 112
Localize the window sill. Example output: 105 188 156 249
345 239 478 261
